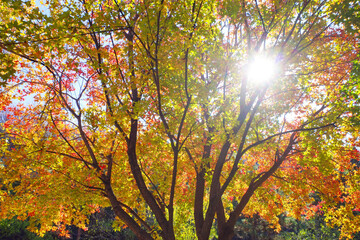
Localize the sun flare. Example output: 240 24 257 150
247 55 277 84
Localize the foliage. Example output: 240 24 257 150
0 217 58 240
226 212 342 240
275 215 340 240
81 207 137 240
0 0 359 239
0 209 139 240
234 214 278 239
328 0 360 33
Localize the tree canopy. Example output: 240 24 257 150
0 0 359 239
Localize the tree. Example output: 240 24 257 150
0 0 359 239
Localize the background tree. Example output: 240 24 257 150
0 0 359 239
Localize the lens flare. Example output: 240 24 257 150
247 55 277 84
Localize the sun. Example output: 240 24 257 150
247 55 278 84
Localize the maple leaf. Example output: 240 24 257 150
0 0 359 239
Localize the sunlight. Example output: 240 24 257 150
247 55 278 85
